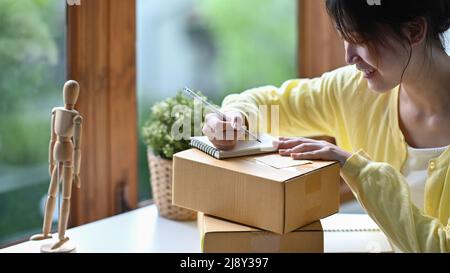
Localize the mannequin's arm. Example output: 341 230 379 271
49 110 56 176
73 115 83 188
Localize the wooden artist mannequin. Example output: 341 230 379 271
30 80 83 253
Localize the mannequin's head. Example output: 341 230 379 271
63 80 80 110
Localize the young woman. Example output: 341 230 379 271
202 0 450 252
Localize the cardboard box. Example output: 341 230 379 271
198 213 323 253
173 149 340 234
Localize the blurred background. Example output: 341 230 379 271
0 0 66 245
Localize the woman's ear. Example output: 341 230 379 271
405 17 428 46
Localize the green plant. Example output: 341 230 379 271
142 90 209 160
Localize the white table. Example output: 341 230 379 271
1 205 393 253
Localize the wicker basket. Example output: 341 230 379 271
147 149 197 221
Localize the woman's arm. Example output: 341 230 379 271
276 137 449 252
342 150 450 253
220 67 355 138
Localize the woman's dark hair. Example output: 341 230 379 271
325 0 450 51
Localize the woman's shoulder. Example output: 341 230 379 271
323 65 368 94
324 65 395 103
323 65 362 83
278 65 396 105
280 65 364 95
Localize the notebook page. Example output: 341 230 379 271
219 134 277 157
321 214 393 253
321 214 381 232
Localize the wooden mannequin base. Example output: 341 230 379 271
40 239 77 253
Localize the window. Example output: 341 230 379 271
0 0 66 246
136 0 297 201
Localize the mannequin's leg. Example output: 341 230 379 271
30 163 61 240
55 161 73 245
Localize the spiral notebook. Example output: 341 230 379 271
320 214 394 253
321 214 382 232
190 134 277 159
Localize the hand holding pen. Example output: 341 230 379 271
202 112 245 151
183 87 261 151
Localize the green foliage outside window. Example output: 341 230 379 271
0 0 64 165
0 0 65 245
199 0 296 99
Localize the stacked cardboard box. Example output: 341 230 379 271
197 213 324 253
172 148 341 253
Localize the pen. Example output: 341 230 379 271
182 87 262 143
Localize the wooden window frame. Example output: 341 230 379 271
67 0 138 226
298 0 345 78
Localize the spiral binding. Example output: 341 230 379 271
323 228 381 232
190 139 220 158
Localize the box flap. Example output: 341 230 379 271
175 149 337 182
202 213 259 233
255 154 312 169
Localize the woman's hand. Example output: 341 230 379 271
276 137 351 167
202 112 244 151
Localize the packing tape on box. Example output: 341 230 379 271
306 176 322 194
306 179 322 216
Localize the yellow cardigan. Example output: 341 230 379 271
221 65 450 253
